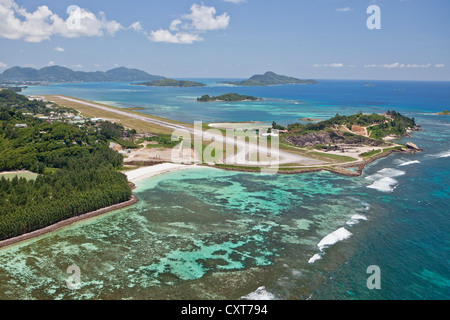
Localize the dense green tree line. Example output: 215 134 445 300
0 107 127 172
197 93 262 102
0 158 131 240
0 89 76 116
0 91 132 240
286 111 415 140
368 111 416 139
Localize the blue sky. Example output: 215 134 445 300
0 0 449 80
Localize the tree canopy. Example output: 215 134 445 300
0 91 132 240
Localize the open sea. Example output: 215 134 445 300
0 79 448 300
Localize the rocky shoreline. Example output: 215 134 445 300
209 148 421 177
284 131 383 148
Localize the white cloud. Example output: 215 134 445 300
0 62 7 68
313 63 344 68
148 29 203 44
129 21 143 32
71 64 83 68
140 4 230 44
54 46 65 52
364 62 446 69
329 63 344 68
406 63 431 68
169 19 182 31
366 62 439 69
0 0 123 43
336 7 354 12
382 62 405 69
183 4 230 31
47 61 56 66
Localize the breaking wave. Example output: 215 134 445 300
426 149 450 159
398 160 420 167
309 228 352 264
241 286 276 300
436 150 450 158
346 214 368 226
365 168 406 192
308 253 322 264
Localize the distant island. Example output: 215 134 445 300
134 78 206 87
197 93 262 102
219 71 318 86
437 110 450 115
0 85 26 92
0 66 165 84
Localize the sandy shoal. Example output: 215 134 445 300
124 163 198 184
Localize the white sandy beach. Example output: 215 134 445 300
124 163 198 184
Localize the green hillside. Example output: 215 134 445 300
220 71 318 86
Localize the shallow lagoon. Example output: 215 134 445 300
0 167 374 299
1 81 447 300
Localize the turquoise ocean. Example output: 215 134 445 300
0 80 448 300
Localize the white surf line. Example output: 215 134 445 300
398 160 420 167
54 96 325 167
308 227 353 264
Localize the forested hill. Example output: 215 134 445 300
0 90 132 241
219 71 318 86
283 111 418 148
197 93 262 102
0 66 165 83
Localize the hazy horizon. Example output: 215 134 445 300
0 1 449 81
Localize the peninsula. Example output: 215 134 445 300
280 111 421 163
219 71 318 86
197 93 262 102
437 110 450 115
284 111 419 146
134 78 206 87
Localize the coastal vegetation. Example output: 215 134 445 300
219 71 318 86
360 149 383 158
0 90 76 116
0 85 26 92
285 111 415 139
0 90 132 241
137 134 181 149
135 79 206 87
437 110 450 115
282 111 417 151
197 93 262 102
272 121 287 131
